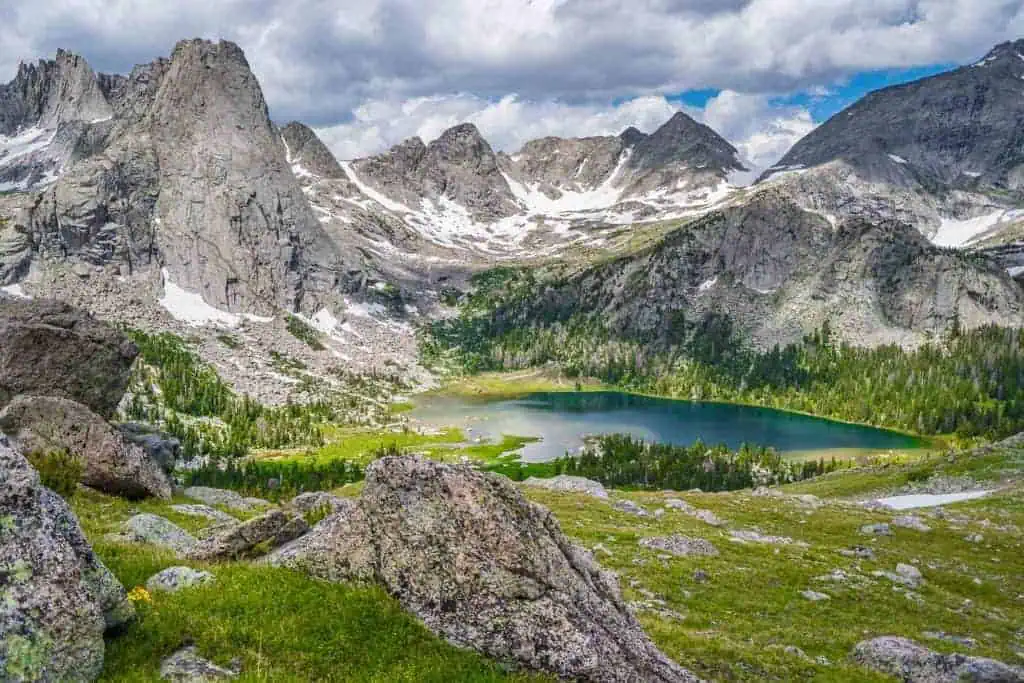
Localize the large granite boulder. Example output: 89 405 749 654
852 637 1024 682
0 298 137 419
116 422 181 474
0 395 171 500
0 437 133 681
267 456 698 682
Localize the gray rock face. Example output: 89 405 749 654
0 395 172 500
500 135 627 197
0 297 137 418
1 438 133 682
5 39 353 316
146 566 216 593
522 475 609 499
767 41 1024 196
159 646 238 681
184 509 308 561
852 636 1024 682
117 422 182 474
351 123 521 220
267 456 697 682
280 122 343 179
0 49 114 192
493 190 1024 350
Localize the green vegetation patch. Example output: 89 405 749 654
286 314 327 351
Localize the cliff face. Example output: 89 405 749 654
1 40 351 314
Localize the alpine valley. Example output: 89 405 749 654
3 36 1024 683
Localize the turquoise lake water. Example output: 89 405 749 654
411 391 922 461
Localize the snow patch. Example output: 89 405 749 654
502 150 631 215
0 283 30 299
158 270 241 327
309 308 340 335
888 154 908 165
1008 266 1024 277
698 277 717 292
340 161 413 214
931 211 1005 248
873 490 993 510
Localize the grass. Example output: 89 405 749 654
68 436 1024 682
431 369 608 400
256 427 466 466
71 490 544 682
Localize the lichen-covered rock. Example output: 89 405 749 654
183 487 268 512
522 475 609 499
640 535 719 557
0 437 133 681
117 513 197 555
852 636 1024 682
288 491 353 517
146 567 216 593
159 646 238 681
266 456 698 682
0 298 137 419
184 510 308 561
612 499 649 516
0 395 171 499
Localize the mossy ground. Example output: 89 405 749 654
72 443 1024 682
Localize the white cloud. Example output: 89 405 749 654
0 0 1020 172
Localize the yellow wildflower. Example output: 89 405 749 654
127 586 153 605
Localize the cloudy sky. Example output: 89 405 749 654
2 0 1023 170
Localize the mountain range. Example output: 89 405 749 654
2 37 1024 392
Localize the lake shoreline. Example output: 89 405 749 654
419 370 940 449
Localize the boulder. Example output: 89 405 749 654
160 646 239 681
640 535 719 557
146 567 216 593
117 423 182 474
522 475 609 499
288 491 353 517
0 298 137 419
116 514 198 555
852 636 1024 682
0 437 134 681
0 395 172 500
266 456 697 682
893 515 932 532
184 510 308 561
612 499 649 516
183 487 269 512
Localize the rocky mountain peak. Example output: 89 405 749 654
631 111 744 173
281 121 344 178
619 125 648 147
350 123 519 220
766 39 1024 196
0 49 111 136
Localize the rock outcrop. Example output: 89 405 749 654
0 395 172 500
0 437 133 681
146 566 216 593
493 190 1024 349
0 298 137 419
522 475 609 499
184 509 308 561
852 636 1024 682
267 456 698 682
280 122 344 179
3 39 354 316
351 123 521 220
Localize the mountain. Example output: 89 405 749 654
0 39 350 316
762 40 1024 249
2 37 1024 398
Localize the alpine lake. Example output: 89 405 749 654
411 391 923 461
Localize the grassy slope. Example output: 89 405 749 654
74 445 1024 682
